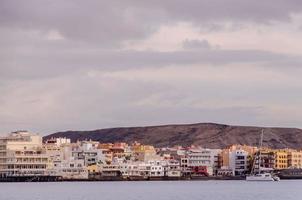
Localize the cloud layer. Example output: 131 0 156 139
1 0 302 134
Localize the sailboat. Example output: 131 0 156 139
246 130 280 181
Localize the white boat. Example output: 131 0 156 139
246 173 280 181
246 130 280 181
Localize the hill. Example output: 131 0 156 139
43 123 302 149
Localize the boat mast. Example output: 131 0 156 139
258 129 264 174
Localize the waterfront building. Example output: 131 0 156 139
221 145 257 166
99 164 122 177
162 159 181 177
287 150 302 169
180 157 188 168
0 131 50 177
217 166 234 176
221 145 253 176
257 150 275 170
148 160 165 177
184 148 221 176
58 158 88 180
255 149 289 170
44 138 89 179
228 149 250 176
274 150 288 169
99 159 181 179
44 140 64 171
119 163 141 177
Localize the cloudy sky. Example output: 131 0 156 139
1 0 302 135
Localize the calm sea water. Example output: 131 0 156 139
0 180 301 200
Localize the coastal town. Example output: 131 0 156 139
0 130 301 182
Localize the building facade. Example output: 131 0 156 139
0 131 49 177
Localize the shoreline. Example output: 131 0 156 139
2 175 302 182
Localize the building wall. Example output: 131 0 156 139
274 150 288 169
0 131 49 176
287 151 302 169
229 150 249 175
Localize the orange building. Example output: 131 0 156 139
287 150 302 169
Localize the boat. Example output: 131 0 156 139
246 130 280 181
246 172 280 181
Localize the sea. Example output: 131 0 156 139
0 180 301 200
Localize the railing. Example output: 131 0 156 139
0 169 58 176
5 162 48 165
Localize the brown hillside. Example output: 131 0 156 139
43 123 302 149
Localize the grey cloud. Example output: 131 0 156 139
0 47 292 80
136 0 302 23
0 1 153 45
182 39 212 50
1 0 302 134
1 0 302 46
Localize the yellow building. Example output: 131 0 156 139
274 150 288 169
87 164 99 174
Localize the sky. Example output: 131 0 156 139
1 0 302 135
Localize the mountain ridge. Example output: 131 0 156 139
43 123 302 149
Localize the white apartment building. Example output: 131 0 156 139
228 149 250 176
148 160 165 177
72 141 106 166
57 158 88 180
117 160 166 178
162 160 181 177
183 148 221 175
119 163 141 177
